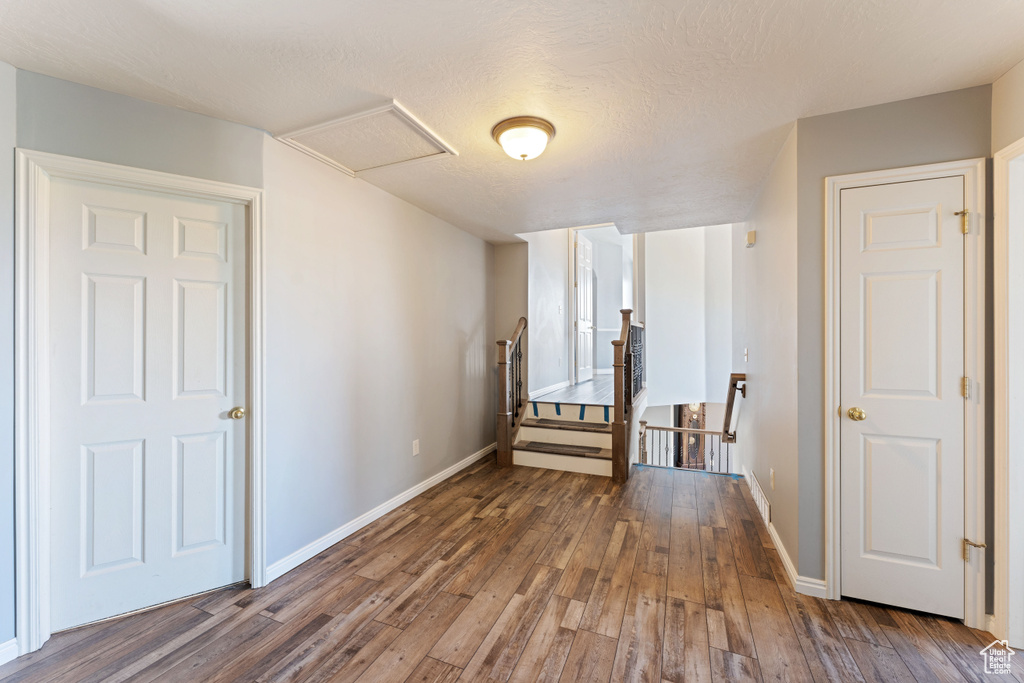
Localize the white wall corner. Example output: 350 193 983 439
0 638 18 667
264 443 496 583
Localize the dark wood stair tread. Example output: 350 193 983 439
520 418 611 433
513 441 613 460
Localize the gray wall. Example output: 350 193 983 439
262 137 494 566
0 61 15 645
525 229 570 394
794 85 992 579
16 71 263 187
732 125 802 565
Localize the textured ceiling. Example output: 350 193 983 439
2 0 1023 243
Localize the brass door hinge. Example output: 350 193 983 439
961 376 970 399
955 209 969 235
963 538 987 562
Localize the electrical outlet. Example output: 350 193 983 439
558 357 562 367
744 347 749 363
412 439 420 456
770 468 775 490
558 304 563 315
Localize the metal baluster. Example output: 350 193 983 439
515 342 522 420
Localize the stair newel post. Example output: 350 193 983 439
496 339 513 468
611 308 632 484
639 421 647 465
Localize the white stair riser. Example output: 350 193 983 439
513 450 612 477
528 402 610 424
515 426 611 449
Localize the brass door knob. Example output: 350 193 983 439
847 407 866 421
229 407 246 420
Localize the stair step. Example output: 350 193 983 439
520 418 612 433
528 401 610 424
514 441 612 460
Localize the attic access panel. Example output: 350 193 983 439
277 100 457 177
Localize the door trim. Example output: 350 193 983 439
994 137 1024 644
823 159 986 627
14 149 267 654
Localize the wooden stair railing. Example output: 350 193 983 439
722 372 746 443
612 309 645 483
496 317 527 468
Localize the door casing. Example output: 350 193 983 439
14 149 267 654
994 138 1024 645
823 158 986 628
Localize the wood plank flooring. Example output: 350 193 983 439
532 376 614 406
1 456 1016 682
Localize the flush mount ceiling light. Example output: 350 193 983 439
492 116 555 161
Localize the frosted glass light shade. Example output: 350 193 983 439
492 117 555 161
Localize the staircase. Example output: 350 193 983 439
496 309 646 483
512 402 613 476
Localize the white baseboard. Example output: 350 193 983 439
594 369 613 375
741 466 827 600
529 380 571 400
766 520 828 599
0 638 18 667
265 442 496 583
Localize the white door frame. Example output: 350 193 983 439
14 149 267 654
994 138 1024 645
823 158 986 628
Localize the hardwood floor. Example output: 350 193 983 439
2 456 1018 682
533 376 615 406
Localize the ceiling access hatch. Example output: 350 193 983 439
276 100 457 177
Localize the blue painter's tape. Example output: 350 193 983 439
555 403 561 416
532 402 538 417
579 405 586 420
604 406 609 423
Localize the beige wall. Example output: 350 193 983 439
994 58 1024 152
732 124 801 565
495 242 529 394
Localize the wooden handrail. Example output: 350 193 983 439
722 372 746 443
641 424 725 436
496 317 527 468
639 420 732 473
508 317 527 349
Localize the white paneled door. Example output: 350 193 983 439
48 177 246 631
576 233 594 382
839 175 966 618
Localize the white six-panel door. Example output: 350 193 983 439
576 234 594 383
839 175 966 619
48 177 246 631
